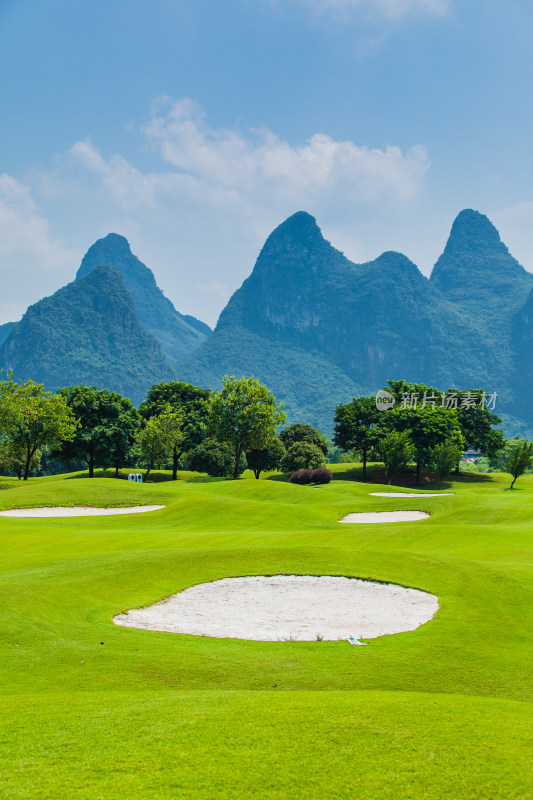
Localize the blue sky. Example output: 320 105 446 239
1 0 532 327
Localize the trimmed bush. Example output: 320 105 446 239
310 467 332 484
290 469 313 484
290 467 332 485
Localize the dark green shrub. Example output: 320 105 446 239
246 437 285 479
280 424 329 455
281 442 326 473
186 440 247 478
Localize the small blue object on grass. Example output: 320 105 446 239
347 637 366 645
128 473 143 483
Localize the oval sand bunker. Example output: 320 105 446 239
113 575 438 641
340 510 429 523
369 492 454 498
0 505 165 518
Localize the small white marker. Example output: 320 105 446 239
347 637 366 646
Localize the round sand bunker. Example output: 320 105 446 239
113 575 438 641
0 505 165 518
339 511 429 523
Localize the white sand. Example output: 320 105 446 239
369 492 454 498
339 510 429 523
0 505 165 517
113 574 438 641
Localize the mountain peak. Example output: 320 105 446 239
260 211 325 253
75 233 211 366
76 233 147 283
430 208 532 320
250 211 345 283
0 262 171 404
444 209 506 256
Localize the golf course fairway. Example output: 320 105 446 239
0 466 531 799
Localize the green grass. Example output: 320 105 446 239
0 467 531 798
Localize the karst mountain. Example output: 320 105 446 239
2 210 532 434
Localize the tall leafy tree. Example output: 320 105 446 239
333 396 380 479
448 388 504 472
505 440 533 489
187 440 246 478
430 440 462 486
5 379 78 480
208 376 286 479
280 441 326 473
246 437 285 479
0 373 19 445
385 380 503 471
379 431 415 485
0 441 41 480
279 424 328 456
139 381 210 480
379 405 464 484
134 407 183 479
56 386 140 478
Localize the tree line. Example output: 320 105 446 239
0 373 531 488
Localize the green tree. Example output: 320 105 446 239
5 379 78 480
488 439 533 472
208 376 286 480
186 439 246 478
0 441 41 480
333 397 381 479
139 381 210 480
0 373 17 444
379 430 415 485
379 392 464 484
56 386 140 478
430 440 462 486
384 380 503 475
134 407 184 480
448 388 504 473
246 437 285 479
505 440 533 489
280 441 326 473
279 424 328 456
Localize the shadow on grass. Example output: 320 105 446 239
65 468 226 484
325 463 496 488
266 473 290 483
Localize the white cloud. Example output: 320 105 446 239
0 174 80 324
139 97 429 212
66 99 429 218
22 98 431 327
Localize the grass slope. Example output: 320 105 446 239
0 468 531 799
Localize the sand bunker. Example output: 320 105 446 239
0 505 165 518
339 511 429 523
113 574 438 641
369 492 454 498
